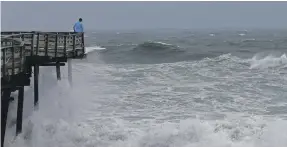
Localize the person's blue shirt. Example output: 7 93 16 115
73 21 84 32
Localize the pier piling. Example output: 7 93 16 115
68 59 72 86
16 86 24 135
33 65 39 109
1 89 11 147
56 61 61 80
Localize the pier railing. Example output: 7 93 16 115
1 36 26 78
1 31 85 77
1 31 85 57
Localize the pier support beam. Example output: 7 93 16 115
34 65 39 109
56 62 61 80
16 86 24 135
1 89 11 147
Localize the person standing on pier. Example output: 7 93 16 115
73 18 84 32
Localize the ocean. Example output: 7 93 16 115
4 28 287 147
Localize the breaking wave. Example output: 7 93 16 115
85 46 106 54
133 41 182 52
250 53 287 69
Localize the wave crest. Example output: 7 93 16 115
133 41 181 52
250 53 287 69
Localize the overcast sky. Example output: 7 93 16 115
1 1 287 31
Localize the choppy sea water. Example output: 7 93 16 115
4 29 287 147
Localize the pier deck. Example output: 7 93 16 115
1 31 86 147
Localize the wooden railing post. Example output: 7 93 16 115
82 33 85 54
64 36 67 57
36 32 39 55
72 35 76 57
11 37 15 75
20 35 25 72
45 34 48 56
30 33 35 56
2 48 6 77
55 33 58 58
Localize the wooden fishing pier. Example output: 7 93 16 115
1 31 86 147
